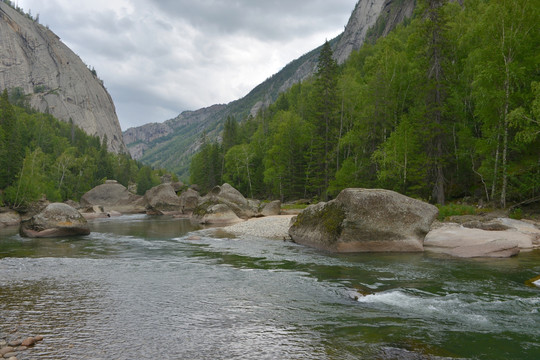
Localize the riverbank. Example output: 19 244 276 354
221 215 295 240
219 212 540 258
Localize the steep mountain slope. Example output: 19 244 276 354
0 2 126 153
124 0 415 178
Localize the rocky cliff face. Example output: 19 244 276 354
124 0 416 176
124 104 226 160
0 2 126 153
334 0 387 64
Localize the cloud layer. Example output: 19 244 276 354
17 0 357 129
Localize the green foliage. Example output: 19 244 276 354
188 0 539 207
436 203 478 221
0 91 173 207
509 208 523 220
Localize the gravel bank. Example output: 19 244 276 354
222 215 295 240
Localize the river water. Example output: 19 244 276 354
0 215 539 359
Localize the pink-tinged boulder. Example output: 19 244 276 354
289 188 438 253
424 220 538 258
20 203 90 238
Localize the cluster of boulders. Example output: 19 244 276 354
288 189 540 258
0 335 43 359
1 180 539 259
0 180 282 238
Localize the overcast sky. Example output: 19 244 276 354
17 0 357 130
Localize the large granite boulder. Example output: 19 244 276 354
289 188 439 252
424 218 540 258
80 181 146 213
144 183 182 214
192 203 242 225
179 188 201 214
196 183 257 220
20 203 90 238
260 200 281 216
0 208 21 227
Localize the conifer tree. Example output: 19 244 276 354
308 40 339 200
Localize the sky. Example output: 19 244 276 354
16 0 358 130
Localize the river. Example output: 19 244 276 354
1 215 539 359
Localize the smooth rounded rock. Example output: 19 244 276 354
7 340 20 347
289 188 438 252
0 347 14 356
21 337 35 347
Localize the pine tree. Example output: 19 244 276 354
308 40 339 200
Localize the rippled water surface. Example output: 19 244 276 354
1 215 539 359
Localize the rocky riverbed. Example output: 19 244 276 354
0 336 44 359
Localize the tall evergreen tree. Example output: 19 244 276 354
308 40 339 200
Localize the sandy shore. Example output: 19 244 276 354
221 215 295 240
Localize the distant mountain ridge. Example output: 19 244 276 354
0 1 126 153
123 0 415 178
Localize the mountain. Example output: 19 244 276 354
123 0 415 178
0 1 126 153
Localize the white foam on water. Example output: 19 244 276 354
356 289 492 326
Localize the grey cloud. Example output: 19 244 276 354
18 0 357 129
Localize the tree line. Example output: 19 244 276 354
190 0 539 207
0 89 172 209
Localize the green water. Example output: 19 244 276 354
1 215 539 359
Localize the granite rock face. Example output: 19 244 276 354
144 183 182 214
20 202 90 237
80 181 145 213
0 2 126 153
289 188 438 253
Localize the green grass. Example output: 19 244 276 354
437 203 479 221
281 204 309 210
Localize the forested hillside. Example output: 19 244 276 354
190 0 539 207
0 89 170 209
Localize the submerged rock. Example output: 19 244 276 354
20 203 90 238
289 188 438 252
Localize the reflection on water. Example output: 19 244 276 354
0 215 539 359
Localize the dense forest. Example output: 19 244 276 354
190 0 539 207
0 89 170 209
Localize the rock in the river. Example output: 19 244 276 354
144 183 182 214
20 203 90 238
20 337 35 347
424 221 537 258
179 188 201 214
192 203 242 225
0 209 20 227
260 200 281 216
194 183 258 220
80 181 146 213
289 188 438 252
0 346 14 356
